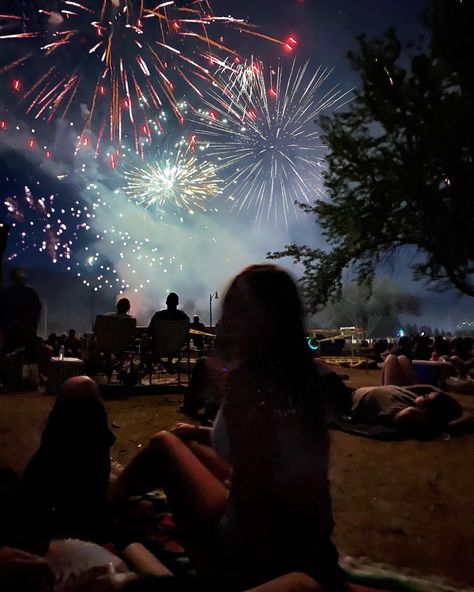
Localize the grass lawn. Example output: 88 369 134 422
1 366 473 588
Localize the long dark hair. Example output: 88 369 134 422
24 377 114 546
35 377 115 453
219 264 318 409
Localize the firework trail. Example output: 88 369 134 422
0 1 286 153
195 60 352 227
215 55 262 109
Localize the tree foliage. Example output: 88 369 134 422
269 0 474 311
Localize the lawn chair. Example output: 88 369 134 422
146 318 190 386
94 315 137 382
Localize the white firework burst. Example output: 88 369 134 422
196 60 351 226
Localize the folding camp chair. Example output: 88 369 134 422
94 315 137 382
147 317 190 386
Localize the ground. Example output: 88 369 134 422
1 367 474 588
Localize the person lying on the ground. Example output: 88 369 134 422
349 354 474 435
432 336 474 379
350 385 466 433
444 374 474 395
339 359 379 370
111 265 346 591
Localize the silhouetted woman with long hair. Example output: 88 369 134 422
24 377 115 548
112 264 345 591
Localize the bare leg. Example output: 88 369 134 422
186 440 231 483
110 434 230 506
397 355 419 385
247 572 322 592
110 431 229 576
382 354 404 385
382 354 418 386
245 572 384 592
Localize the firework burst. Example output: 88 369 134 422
124 137 222 215
215 55 262 109
2 185 89 264
0 1 286 153
195 60 351 226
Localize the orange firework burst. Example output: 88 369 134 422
0 1 286 153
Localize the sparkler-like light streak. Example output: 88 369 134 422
0 2 286 153
215 55 262 109
124 138 222 215
195 60 352 226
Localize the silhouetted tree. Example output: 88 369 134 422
270 0 474 311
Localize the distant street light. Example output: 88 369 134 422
209 290 219 328
90 286 98 330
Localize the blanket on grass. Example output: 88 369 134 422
327 415 410 440
327 407 474 440
115 491 473 592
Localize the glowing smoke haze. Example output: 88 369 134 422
0 110 305 324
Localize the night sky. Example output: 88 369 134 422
1 0 469 332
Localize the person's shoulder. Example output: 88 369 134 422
166 310 190 321
148 310 164 325
24 284 39 294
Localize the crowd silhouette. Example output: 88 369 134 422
0 263 473 591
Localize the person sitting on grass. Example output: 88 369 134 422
23 377 116 548
111 264 346 591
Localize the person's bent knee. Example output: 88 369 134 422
246 572 321 592
149 430 181 450
283 573 322 592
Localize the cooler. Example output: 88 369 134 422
46 357 84 394
412 360 446 388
